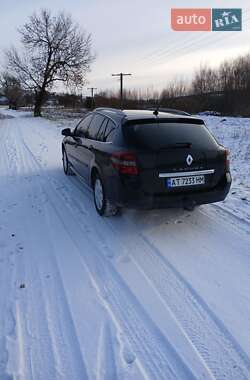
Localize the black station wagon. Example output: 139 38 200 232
61 108 231 216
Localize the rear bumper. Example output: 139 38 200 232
112 172 232 210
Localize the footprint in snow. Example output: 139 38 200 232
101 245 114 258
174 220 183 224
122 347 136 365
106 251 114 259
16 243 24 252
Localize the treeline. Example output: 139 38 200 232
95 53 250 116
2 51 250 116
182 53 250 116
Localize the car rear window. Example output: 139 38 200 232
123 121 218 150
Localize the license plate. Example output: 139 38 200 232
167 175 205 188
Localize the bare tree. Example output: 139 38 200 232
160 79 188 101
6 9 94 116
0 72 23 109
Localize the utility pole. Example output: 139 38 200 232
87 87 97 109
111 73 132 109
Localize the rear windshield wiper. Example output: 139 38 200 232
160 142 192 149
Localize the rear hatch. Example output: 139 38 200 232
122 118 225 194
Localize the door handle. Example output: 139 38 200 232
73 137 82 144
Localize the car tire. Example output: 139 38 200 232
93 174 119 216
62 148 74 176
184 202 196 211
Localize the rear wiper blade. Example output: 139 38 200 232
160 142 192 149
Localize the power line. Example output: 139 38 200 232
153 21 250 67
144 28 250 69
111 73 132 109
142 33 208 63
142 11 250 67
142 33 195 61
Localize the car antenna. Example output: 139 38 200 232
153 108 159 117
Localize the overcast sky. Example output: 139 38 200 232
0 0 249 94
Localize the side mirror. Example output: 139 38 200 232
61 128 72 136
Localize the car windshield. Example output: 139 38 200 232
123 121 218 151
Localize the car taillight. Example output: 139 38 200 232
111 152 138 175
225 149 230 171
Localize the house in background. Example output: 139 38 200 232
0 93 9 106
45 93 59 107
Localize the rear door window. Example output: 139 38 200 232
123 121 218 150
104 120 116 142
97 119 116 142
96 118 109 141
87 114 106 140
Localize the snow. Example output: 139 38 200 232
202 115 250 223
0 108 250 380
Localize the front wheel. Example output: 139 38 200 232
93 174 119 216
62 148 74 176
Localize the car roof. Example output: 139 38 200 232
94 108 203 124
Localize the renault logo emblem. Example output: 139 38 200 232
186 154 193 166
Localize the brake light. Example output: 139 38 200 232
225 149 230 171
111 152 138 175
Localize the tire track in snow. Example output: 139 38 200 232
3 124 61 380
203 204 250 237
0 260 15 380
122 227 250 380
0 122 19 380
46 191 196 380
99 205 250 380
72 198 250 380
96 321 118 380
0 122 17 180
3 122 90 380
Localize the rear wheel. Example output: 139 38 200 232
93 174 118 216
184 202 197 211
62 148 74 176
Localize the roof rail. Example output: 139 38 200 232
94 107 124 114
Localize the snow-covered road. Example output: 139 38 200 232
0 109 250 380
